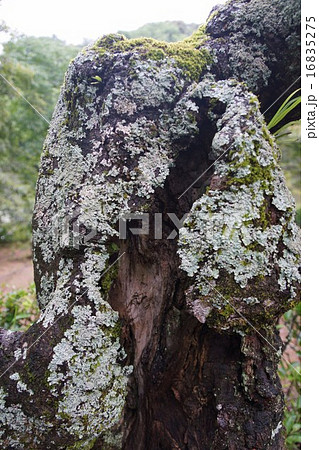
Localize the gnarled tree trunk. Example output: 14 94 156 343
0 0 300 448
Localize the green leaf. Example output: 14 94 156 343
286 434 301 444
268 89 301 130
285 414 296 434
91 75 102 84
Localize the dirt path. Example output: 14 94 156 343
0 244 34 293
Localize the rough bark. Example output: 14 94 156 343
0 0 300 448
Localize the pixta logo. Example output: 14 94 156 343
51 211 189 249
119 213 189 239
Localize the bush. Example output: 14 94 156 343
0 283 39 331
278 304 301 449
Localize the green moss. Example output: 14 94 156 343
244 241 265 253
206 301 234 329
107 242 119 255
227 154 274 190
92 27 213 81
206 267 299 330
206 9 219 23
23 362 36 384
262 124 276 148
258 199 271 230
61 85 82 130
101 266 118 293
108 319 122 339
216 274 244 299
226 141 277 230
92 34 125 53
100 252 119 294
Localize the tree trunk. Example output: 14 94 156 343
0 0 300 448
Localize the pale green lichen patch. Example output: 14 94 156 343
243 297 260 305
9 373 34 395
13 344 28 361
271 420 282 439
47 251 132 440
38 259 73 325
206 0 275 91
48 304 131 438
0 387 53 447
177 79 300 325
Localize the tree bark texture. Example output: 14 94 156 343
0 0 300 448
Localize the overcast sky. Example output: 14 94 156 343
0 0 225 45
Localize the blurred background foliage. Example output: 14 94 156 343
278 303 301 449
0 35 81 241
277 123 301 226
0 20 300 448
0 283 38 331
119 20 198 41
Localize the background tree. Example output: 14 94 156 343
0 36 81 241
119 21 198 42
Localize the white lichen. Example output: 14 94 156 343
9 373 34 395
271 420 282 439
0 387 52 447
47 249 132 440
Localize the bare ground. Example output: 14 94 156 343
0 243 34 294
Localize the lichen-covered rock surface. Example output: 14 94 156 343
0 0 300 448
